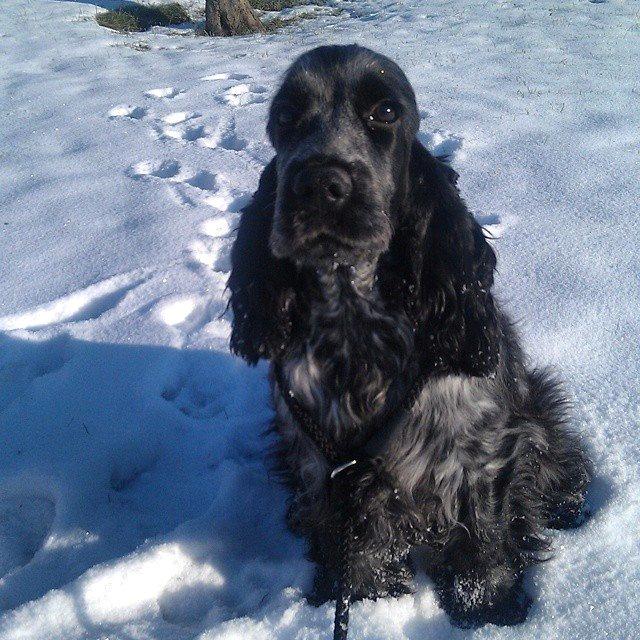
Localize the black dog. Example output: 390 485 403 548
228 45 590 628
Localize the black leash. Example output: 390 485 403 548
274 362 430 640
332 477 354 640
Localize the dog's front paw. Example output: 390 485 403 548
436 568 531 628
350 556 415 601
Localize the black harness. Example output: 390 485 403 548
274 362 431 640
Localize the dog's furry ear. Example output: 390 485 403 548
228 159 296 365
405 141 500 376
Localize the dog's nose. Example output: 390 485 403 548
292 165 353 209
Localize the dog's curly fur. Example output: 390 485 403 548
228 45 590 627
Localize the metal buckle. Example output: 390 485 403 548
330 459 357 480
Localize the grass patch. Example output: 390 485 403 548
249 0 305 10
263 11 316 31
262 5 342 31
96 2 190 33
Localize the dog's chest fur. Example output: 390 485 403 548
280 264 414 442
274 265 505 531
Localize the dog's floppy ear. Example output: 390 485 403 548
405 141 500 376
228 159 296 365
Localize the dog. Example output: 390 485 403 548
228 44 590 628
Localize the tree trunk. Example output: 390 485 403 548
205 0 266 36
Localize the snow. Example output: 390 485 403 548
0 0 638 638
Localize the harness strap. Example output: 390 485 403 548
274 363 343 466
273 362 430 640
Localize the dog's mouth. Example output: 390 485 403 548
271 196 392 265
296 232 364 262
271 215 390 266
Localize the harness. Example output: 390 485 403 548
274 362 431 640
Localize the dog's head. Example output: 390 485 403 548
228 45 499 376
267 45 420 266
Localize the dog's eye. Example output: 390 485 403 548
368 100 401 125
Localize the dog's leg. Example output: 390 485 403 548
349 553 414 601
524 370 592 530
432 391 591 628
428 437 549 627
306 538 415 605
346 471 421 601
304 477 418 605
538 425 591 530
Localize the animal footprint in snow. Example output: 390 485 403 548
157 123 208 143
128 159 183 180
108 105 147 120
0 271 146 331
158 559 224 626
154 296 199 327
198 118 247 151
0 494 56 578
217 125 247 151
200 217 231 238
110 455 158 492
220 83 268 107
145 87 182 99
127 159 229 209
187 217 233 272
200 72 250 82
0 334 71 413
185 170 219 192
161 375 225 420
162 111 200 125
173 171 227 208
188 239 218 270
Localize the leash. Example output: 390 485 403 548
274 362 430 640
332 474 355 640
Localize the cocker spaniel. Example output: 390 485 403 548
228 44 590 629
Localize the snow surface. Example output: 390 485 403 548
1 0 639 638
